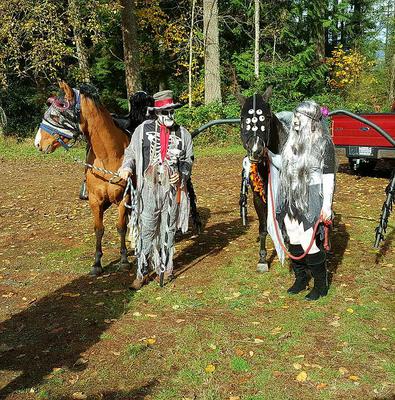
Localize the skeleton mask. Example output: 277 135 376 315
156 109 175 128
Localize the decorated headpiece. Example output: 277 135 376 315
147 90 182 112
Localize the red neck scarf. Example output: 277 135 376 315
159 124 170 162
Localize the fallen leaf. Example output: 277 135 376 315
262 291 271 297
348 375 359 381
249 351 254 357
172 305 180 310
254 338 264 344
62 292 80 298
271 326 282 335
329 320 341 327
233 292 241 298
316 383 328 389
205 364 216 373
346 308 354 314
296 371 308 382
338 367 349 375
229 397 240 400
176 319 185 323
72 392 87 400
235 348 244 356
208 344 217 350
112 351 121 356
293 363 302 370
196 290 203 294
145 338 156 345
311 364 323 369
132 312 141 317
145 314 157 318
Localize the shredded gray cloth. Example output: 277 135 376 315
121 119 193 278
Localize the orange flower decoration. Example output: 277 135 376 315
250 163 266 203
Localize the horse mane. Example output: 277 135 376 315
79 84 102 106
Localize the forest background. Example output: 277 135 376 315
0 0 394 143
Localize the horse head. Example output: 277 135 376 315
240 87 274 163
35 81 81 153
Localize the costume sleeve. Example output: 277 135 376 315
323 138 336 174
322 138 336 217
179 126 194 181
121 125 141 173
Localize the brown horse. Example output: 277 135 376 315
35 81 130 275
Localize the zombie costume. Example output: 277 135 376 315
276 101 336 300
120 91 193 285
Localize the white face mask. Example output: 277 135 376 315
157 110 175 127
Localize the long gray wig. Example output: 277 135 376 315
280 100 330 216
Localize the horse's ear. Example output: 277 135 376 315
262 86 273 102
59 81 74 101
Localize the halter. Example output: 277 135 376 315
39 89 82 151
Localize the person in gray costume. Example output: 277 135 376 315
119 90 194 290
276 101 336 301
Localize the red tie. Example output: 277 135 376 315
160 124 170 162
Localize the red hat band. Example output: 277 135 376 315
154 98 174 108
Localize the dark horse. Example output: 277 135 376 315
239 87 289 271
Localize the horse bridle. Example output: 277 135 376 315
39 88 82 151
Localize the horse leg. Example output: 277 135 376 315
117 202 130 269
253 191 269 273
187 177 202 233
90 200 105 276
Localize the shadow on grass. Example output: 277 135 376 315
56 380 159 400
0 258 135 398
375 226 395 264
327 212 350 278
173 208 247 277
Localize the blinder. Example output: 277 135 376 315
39 88 82 150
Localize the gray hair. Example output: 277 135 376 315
280 101 330 215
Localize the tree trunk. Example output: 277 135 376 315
254 0 260 78
120 0 141 99
203 0 222 104
389 54 395 103
188 0 197 107
68 0 91 83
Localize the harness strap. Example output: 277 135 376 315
39 122 74 151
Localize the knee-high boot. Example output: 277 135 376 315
305 261 328 301
287 261 309 294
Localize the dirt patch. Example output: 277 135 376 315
0 154 394 399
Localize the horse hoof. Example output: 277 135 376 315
90 266 103 276
256 263 269 273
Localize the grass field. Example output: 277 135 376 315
0 138 394 400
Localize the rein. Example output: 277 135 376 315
267 163 331 260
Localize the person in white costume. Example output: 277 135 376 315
119 90 193 290
276 101 336 301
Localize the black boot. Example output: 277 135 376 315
305 262 328 301
287 262 308 294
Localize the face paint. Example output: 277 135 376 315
157 110 175 127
